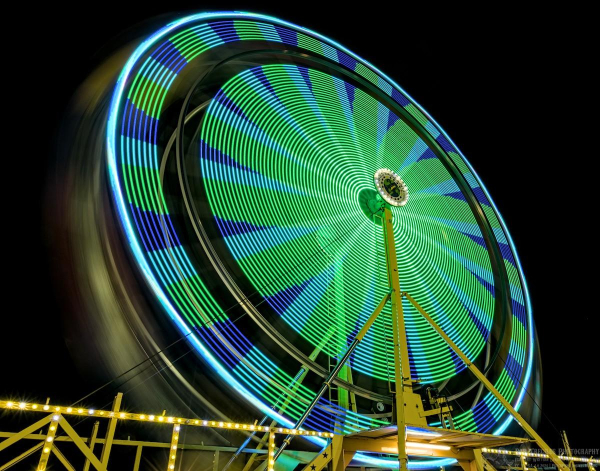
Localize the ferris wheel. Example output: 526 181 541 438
107 12 538 468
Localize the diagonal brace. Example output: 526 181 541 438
0 442 43 471
273 292 391 460
58 416 107 471
0 414 53 452
403 291 569 471
52 444 77 471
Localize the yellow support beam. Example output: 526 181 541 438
268 432 276 471
37 414 60 471
133 445 143 471
51 445 76 471
0 442 43 471
404 292 570 471
301 440 333 471
240 331 337 471
56 416 107 471
167 423 181 470
0 413 53 452
83 421 99 471
481 447 599 465
100 392 122 468
382 206 410 471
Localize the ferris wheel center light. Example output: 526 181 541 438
374 168 409 207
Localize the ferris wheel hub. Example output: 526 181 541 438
374 169 409 207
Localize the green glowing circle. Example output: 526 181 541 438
109 13 535 439
198 64 496 384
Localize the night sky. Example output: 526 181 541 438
4 1 596 457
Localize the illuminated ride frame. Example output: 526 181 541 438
2 12 597 471
1 207 596 470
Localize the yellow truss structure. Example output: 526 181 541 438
1 397 597 471
2 209 597 471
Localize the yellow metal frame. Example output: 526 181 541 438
2 207 595 471
0 396 335 471
383 206 410 471
380 206 575 471
0 400 333 439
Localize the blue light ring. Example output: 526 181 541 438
108 11 534 466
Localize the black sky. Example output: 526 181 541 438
4 1 597 454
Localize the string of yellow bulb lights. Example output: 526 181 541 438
0 400 334 438
481 448 599 465
2 399 597 471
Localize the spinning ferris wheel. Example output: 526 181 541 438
106 12 543 469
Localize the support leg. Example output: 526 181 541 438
267 432 276 471
167 423 181 470
58 416 107 471
133 445 143 471
51 445 76 471
37 413 60 471
0 442 43 471
100 392 122 468
382 207 410 471
404 292 569 471
273 293 390 460
213 450 220 471
0 414 53 452
83 421 99 471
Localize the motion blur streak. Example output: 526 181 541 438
44 24 260 467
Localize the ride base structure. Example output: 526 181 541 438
1 206 597 471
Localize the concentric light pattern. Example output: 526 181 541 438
201 63 496 384
107 12 534 464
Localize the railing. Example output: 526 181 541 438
0 395 333 471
